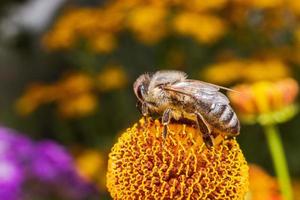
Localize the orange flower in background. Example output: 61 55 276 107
127 5 167 44
107 118 249 200
42 0 300 54
57 93 98 118
288 0 300 16
16 67 128 118
15 84 57 115
42 7 124 52
173 12 226 43
229 78 299 124
202 59 290 85
75 149 107 192
16 72 97 118
43 0 232 52
96 65 128 92
180 0 228 11
247 164 282 200
235 0 283 9
202 60 244 85
89 33 117 53
55 73 93 97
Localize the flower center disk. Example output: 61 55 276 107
107 118 249 200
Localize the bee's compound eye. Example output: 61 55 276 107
137 85 146 100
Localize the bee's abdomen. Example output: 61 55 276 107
207 103 240 136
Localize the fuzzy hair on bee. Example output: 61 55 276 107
133 70 240 148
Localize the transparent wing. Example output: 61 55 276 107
163 80 230 105
184 79 237 92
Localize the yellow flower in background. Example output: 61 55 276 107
173 12 226 44
55 73 93 97
107 118 249 200
16 72 97 118
16 66 129 118
96 65 128 92
42 28 75 50
15 84 57 115
229 78 299 125
51 73 97 118
75 149 107 192
245 59 289 82
202 59 290 85
43 0 233 51
89 32 117 53
127 5 167 44
247 164 282 200
42 0 300 54
57 93 97 118
234 0 283 9
202 60 244 85
42 6 124 52
288 0 300 16
42 8 82 50
180 0 228 11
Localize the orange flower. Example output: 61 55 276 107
234 0 283 9
107 118 249 199
16 72 97 118
42 7 124 52
57 93 97 118
127 5 167 44
229 79 299 124
173 12 226 43
96 65 128 92
202 59 290 85
180 0 228 11
55 73 93 98
88 32 117 53
75 149 107 192
247 164 282 200
15 84 57 115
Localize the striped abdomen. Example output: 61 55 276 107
203 103 240 136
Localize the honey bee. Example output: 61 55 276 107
133 70 240 148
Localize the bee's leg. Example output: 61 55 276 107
137 101 149 123
195 112 214 148
141 102 149 117
162 108 172 139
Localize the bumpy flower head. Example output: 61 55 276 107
107 118 249 200
229 78 299 125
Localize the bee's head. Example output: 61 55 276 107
133 73 151 102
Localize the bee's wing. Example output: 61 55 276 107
163 80 230 105
184 79 237 93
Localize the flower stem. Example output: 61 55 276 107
263 124 293 200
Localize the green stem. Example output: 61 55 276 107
263 124 293 200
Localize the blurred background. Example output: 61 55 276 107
1 0 300 199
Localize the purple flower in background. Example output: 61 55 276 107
31 141 74 182
0 158 23 200
0 126 99 200
0 127 33 163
